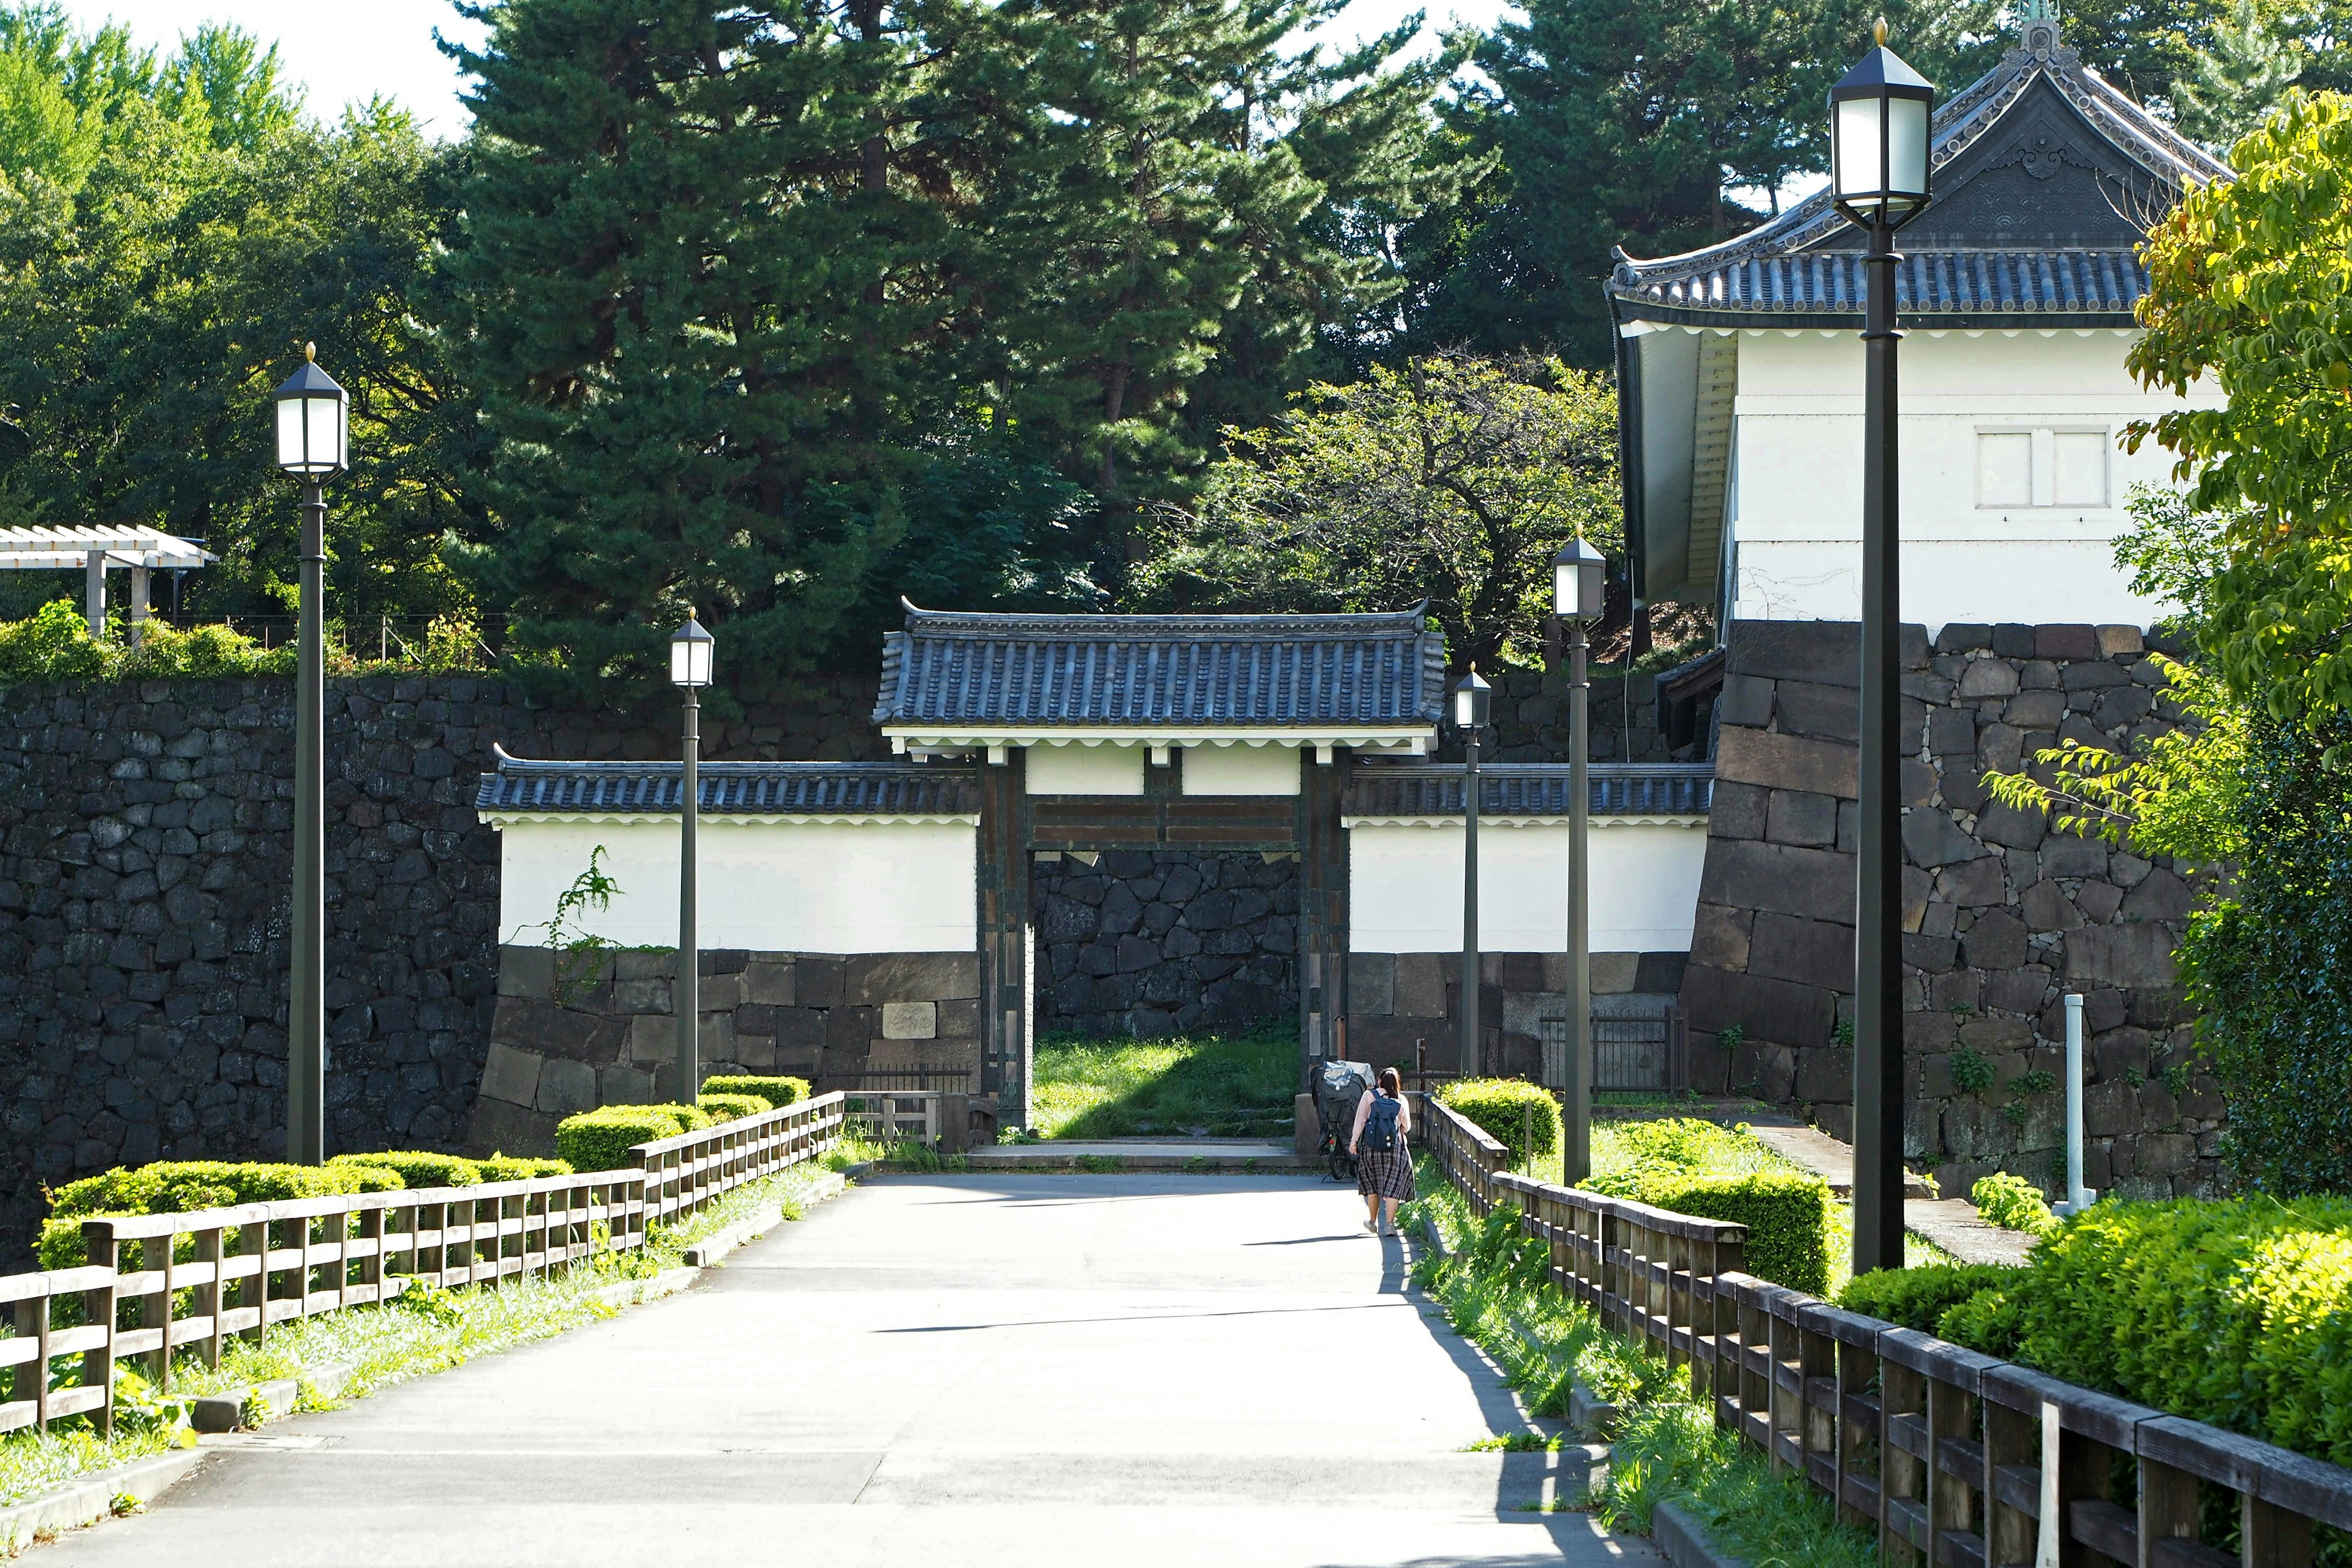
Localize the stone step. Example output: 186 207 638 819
959 1139 1312 1172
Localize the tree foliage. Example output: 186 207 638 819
2169 0 2305 145
1130 352 1618 671
2129 90 2352 729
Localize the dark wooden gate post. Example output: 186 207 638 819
1297 749 1351 1076
978 750 1033 1128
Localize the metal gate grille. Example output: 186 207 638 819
1537 1008 1689 1093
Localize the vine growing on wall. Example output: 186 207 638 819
511 847 623 1007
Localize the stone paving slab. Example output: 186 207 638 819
960 1138 1311 1170
47 1173 1657 1567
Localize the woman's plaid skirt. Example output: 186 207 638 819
1355 1142 1415 1202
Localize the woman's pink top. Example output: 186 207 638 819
1349 1089 1411 1147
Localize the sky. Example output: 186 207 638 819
52 0 1520 141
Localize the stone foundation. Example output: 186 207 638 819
1033 850 1298 1038
467 945 981 1156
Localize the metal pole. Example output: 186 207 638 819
1852 217 1906 1276
288 480 326 1164
676 687 700 1106
1567 618 1592 1183
1460 730 1481 1079
2061 992 2092 1213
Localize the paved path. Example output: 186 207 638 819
52 1174 1657 1567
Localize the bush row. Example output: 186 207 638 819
1837 1196 2352 1472
553 1082 811 1174
1437 1079 1561 1167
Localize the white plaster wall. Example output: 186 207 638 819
1024 744 1144 795
1347 821 1708 954
1183 744 1301 796
496 818 976 952
1722 328 2218 630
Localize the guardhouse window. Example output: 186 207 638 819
1977 426 2111 508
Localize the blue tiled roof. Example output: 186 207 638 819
1344 764 1714 819
475 750 978 816
1615 249 2149 320
872 604 1447 731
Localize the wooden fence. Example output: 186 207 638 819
1418 1095 2352 1566
5 1091 847 1441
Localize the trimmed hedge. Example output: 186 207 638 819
1971 1171 2057 1237
476 1155 572 1182
330 1151 481 1189
1438 1079 1561 1168
701 1075 809 1109
1837 1264 2021 1332
696 1092 771 1123
1623 1171 1831 1297
554 1103 710 1173
40 1159 407 1268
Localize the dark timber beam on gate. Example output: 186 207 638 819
1298 750 1351 1076
977 752 1033 1129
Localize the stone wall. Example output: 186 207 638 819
1032 850 1298 1038
1438 665 1685 764
0 669 881 1265
1348 951 1689 1076
1677 620 2214 1200
470 946 979 1156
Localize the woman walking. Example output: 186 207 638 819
1350 1067 1414 1235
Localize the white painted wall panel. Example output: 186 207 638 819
496 818 976 952
1182 744 1302 796
1024 744 1145 795
1347 821 1708 954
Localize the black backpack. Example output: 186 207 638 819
1361 1094 1402 1154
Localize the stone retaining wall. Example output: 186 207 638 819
1349 951 1689 1076
0 670 881 1265
1032 850 1298 1038
469 946 979 1156
1677 620 2214 1200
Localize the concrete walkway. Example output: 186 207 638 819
51 1174 1657 1567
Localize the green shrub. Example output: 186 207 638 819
1438 1079 1561 1168
696 1093 769 1123
1972 1171 2059 1237
1836 1264 2021 1332
1950 1049 1996 1095
475 1155 573 1182
1937 1286 2025 1358
39 1159 405 1268
701 1075 809 1109
553 1104 708 1173
1623 1172 1831 1296
330 1152 481 1189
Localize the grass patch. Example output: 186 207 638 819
0 1160 847 1512
1031 1022 1296 1139
1461 1430 1569 1452
1405 1163 1883 1566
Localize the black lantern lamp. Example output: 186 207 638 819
1832 18 1936 1279
671 614 715 1107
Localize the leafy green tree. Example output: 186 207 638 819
2171 0 2304 146
1129 351 1618 671
2128 90 2352 728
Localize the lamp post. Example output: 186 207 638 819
1553 539 1605 1182
1830 20 1935 1276
1455 671 1491 1079
271 344 347 1166
670 616 715 1106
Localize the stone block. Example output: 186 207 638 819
2035 624 2100 661
730 1033 778 1069
1939 858 2008 907
1794 1048 1852 1101
480 1042 543 1107
881 1001 938 1040
612 978 672 1016
1395 954 1445 1018
2075 881 2124 923
1902 933 1957 974
1928 707 1975 756
1902 809 1984 869
1697 839 1855 923
490 994 629 1063
1961 911 2029 970
796 957 846 1008
1991 624 2037 659
1679 964 1835 1047
598 1065 654 1106
533 1056 597 1117
1748 913 1854 992
1766 790 1838 848
1901 761 1936 810
2138 1133 2198 1175
771 1008 826 1052
1937 623 1992 653
1708 781 1769 840
1502 990 1564 1039
1591 951 1641 993
745 960 796 1005
1955 659 2021 698
1351 952 1396 1016
628 1015 674 1066
1688 905 1752 971
2067 924 2177 989
2001 690 2067 731
1727 620 1859 687
613 949 676 981
827 1005 876 1051
2092 1027 2151 1082
1985 966 2051 1015
1773 680 1859 742
939 998 981 1037
2121 869 2192 920
1634 952 1686 993
497 945 553 998
2062 660 2127 691
1717 674 1774 728
464 1096 556 1159
1714 726 1858 800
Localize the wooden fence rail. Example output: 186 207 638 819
0 1091 847 1439
1417 1094 2352 1566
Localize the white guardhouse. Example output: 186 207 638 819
1609 9 2227 633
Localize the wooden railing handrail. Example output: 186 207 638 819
82 1169 647 1242
630 1091 844 1159
1422 1092 2352 1562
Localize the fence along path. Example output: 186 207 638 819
5 1092 846 1440
1417 1095 2352 1567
